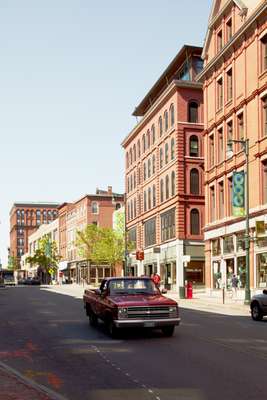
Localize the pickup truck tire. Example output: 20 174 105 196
251 302 263 321
88 308 98 326
106 317 118 339
161 326 175 337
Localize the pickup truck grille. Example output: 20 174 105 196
127 306 171 319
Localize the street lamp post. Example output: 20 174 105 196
227 138 251 304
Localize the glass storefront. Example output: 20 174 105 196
226 258 234 288
186 261 204 285
257 253 267 288
237 256 246 288
212 261 222 289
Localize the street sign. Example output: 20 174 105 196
256 221 265 237
136 250 144 260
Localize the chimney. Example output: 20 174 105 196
108 186 112 195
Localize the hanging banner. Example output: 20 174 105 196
232 171 245 217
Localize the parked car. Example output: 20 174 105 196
250 290 267 320
19 277 41 286
83 277 180 337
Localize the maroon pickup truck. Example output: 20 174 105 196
83 277 180 337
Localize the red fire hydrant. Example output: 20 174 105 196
186 281 193 299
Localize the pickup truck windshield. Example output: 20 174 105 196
109 279 158 295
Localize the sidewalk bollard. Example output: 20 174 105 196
222 287 225 304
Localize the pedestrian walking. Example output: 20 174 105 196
231 274 239 299
151 272 161 289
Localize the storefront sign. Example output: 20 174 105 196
233 171 245 217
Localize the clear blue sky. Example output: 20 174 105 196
0 0 212 265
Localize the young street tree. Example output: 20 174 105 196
26 236 61 281
76 212 132 275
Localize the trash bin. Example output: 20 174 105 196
179 286 185 299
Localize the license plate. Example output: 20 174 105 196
144 322 155 328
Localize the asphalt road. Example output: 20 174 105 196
0 287 266 400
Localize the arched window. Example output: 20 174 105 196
144 191 147 212
160 148 163 168
142 134 146 153
188 101 198 123
134 171 136 188
165 142 169 164
129 148 133 164
151 124 156 144
130 174 133 191
190 135 199 157
190 169 199 194
116 203 121 210
171 138 175 160
148 158 151 178
152 185 156 207
146 130 150 149
160 179 164 203
148 187 151 209
152 154 156 174
143 162 146 181
165 175 169 199
164 110 168 131
137 140 141 158
159 116 163 136
92 202 99 214
190 209 200 235
126 152 129 168
133 144 136 162
127 176 130 193
171 171 175 196
134 198 136 218
170 104 175 126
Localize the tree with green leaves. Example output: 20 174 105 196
26 236 61 282
8 255 19 271
76 213 132 275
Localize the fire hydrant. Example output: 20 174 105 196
186 281 193 299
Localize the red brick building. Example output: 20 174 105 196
122 45 205 293
9 202 59 266
58 186 124 284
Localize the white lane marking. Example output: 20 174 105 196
91 345 160 399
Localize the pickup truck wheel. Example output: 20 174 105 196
251 303 263 321
107 319 118 338
161 326 175 337
89 310 98 326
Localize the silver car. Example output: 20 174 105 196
250 290 267 320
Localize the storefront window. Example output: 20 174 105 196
226 258 234 288
212 239 221 256
236 233 245 252
257 253 267 288
237 256 246 288
212 261 222 289
223 235 234 254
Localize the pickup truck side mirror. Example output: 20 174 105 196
263 289 267 295
161 288 167 294
95 289 101 295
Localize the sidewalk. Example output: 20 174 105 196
42 284 251 317
0 363 51 400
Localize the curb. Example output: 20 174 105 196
0 361 69 400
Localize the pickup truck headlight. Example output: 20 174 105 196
169 306 178 316
118 307 128 319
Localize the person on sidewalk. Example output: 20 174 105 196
151 272 161 289
231 274 239 299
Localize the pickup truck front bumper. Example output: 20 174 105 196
114 318 181 329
